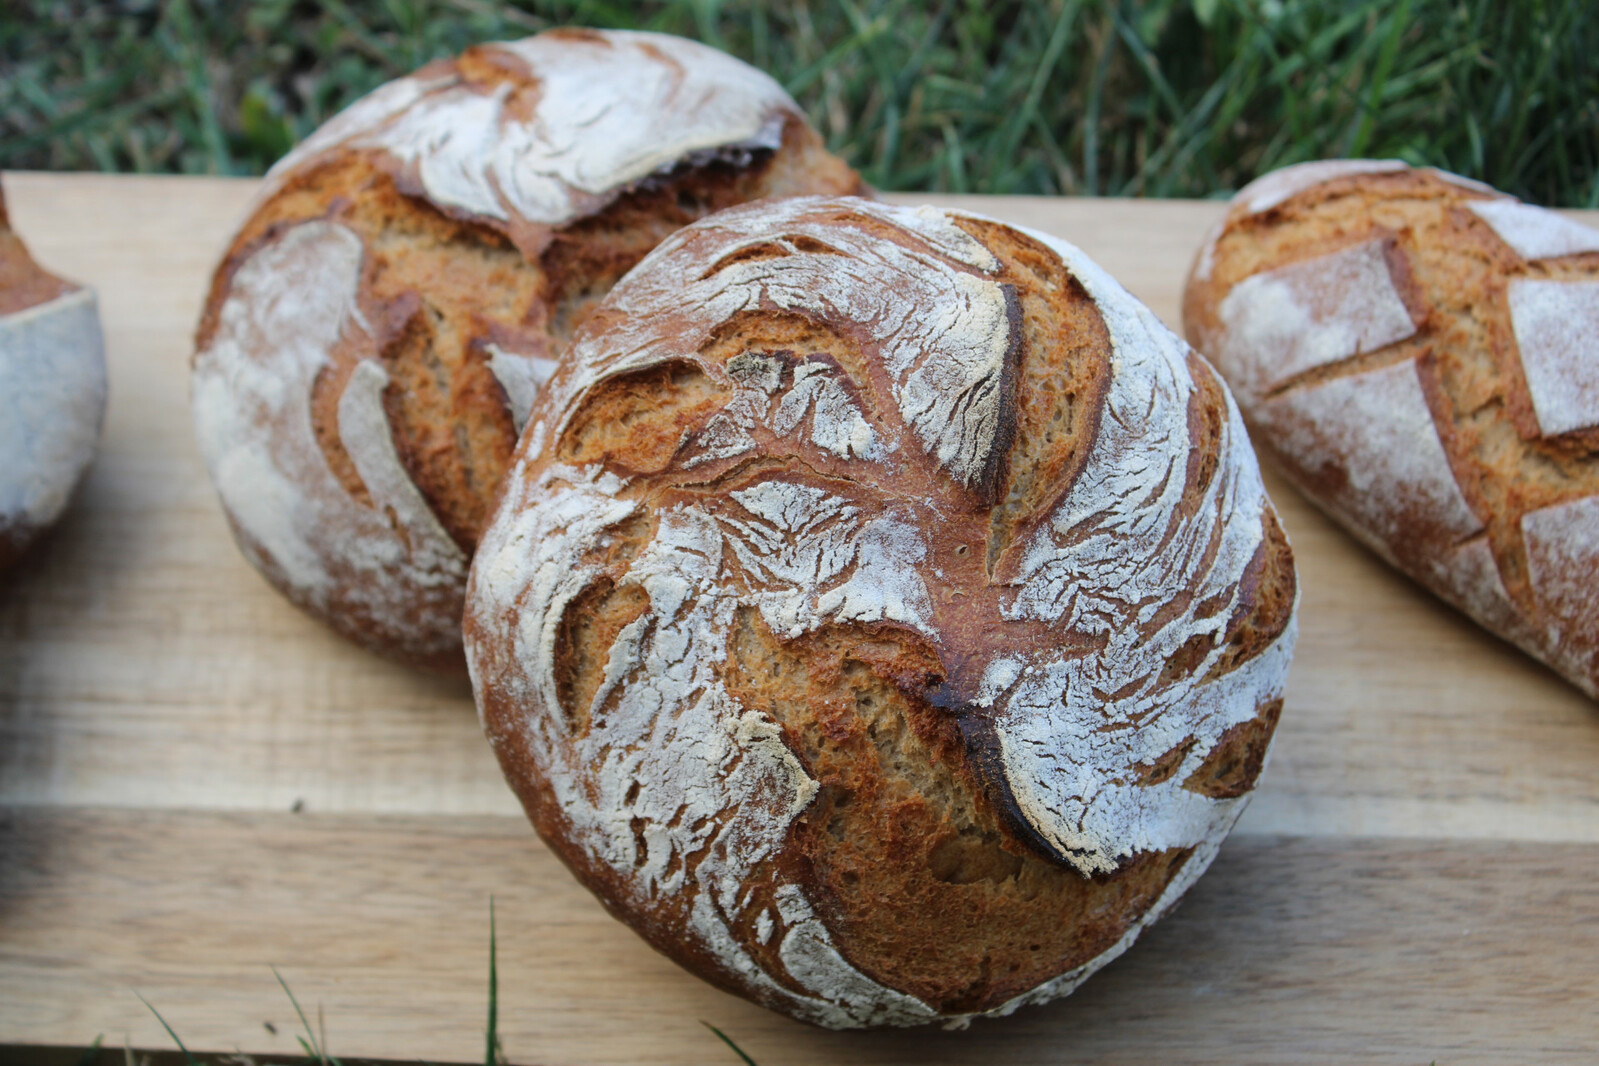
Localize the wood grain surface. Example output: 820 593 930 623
1 172 1596 1063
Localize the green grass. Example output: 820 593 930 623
2 0 1595 205
113 901 761 1066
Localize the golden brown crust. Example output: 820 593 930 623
1186 163 1599 694
192 32 864 669
721 609 1192 1012
0 187 74 317
467 198 1297 1027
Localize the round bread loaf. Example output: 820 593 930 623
466 197 1298 1027
191 29 863 671
0 179 108 572
1184 160 1599 697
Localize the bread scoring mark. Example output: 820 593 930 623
991 224 1293 875
1467 200 1599 261
484 342 557 433
1260 359 1482 546
469 201 1295 1026
552 198 1018 496
0 287 106 533
256 31 796 230
1214 239 1419 399
684 352 882 468
469 465 937 1028
337 359 467 570
1506 280 1599 437
191 221 466 658
1431 535 1526 656
1189 159 1599 698
1521 496 1599 695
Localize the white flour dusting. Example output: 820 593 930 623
1239 159 1407 215
251 31 797 229
1506 279 1599 437
0 287 106 535
192 222 466 658
469 199 1294 1026
1214 239 1418 399
1468 200 1599 262
1260 359 1481 546
485 343 558 434
1521 496 1599 693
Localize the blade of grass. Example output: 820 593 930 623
135 993 203 1066
75 1035 104 1066
485 897 500 1066
1347 0 1413 157
273 965 340 1066
701 1021 759 1066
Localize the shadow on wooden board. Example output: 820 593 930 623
0 1049 482 1066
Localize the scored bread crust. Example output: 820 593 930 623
0 180 108 571
190 29 863 671
466 197 1297 1027
1184 160 1599 697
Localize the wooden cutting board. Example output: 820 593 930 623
2 172 1596 1065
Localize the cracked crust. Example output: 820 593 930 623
466 198 1297 1027
1185 160 1599 696
191 29 863 672
0 179 107 571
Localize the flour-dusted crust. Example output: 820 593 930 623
0 181 108 571
192 29 862 670
1185 160 1599 696
467 197 1297 1027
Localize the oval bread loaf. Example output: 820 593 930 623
466 197 1298 1027
191 29 863 671
1184 160 1599 697
0 179 108 571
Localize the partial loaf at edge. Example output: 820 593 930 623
1184 160 1599 697
467 196 1298 1028
0 179 107 572
191 28 863 672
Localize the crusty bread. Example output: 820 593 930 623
0 178 108 571
1184 160 1599 697
466 197 1298 1027
191 29 863 672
